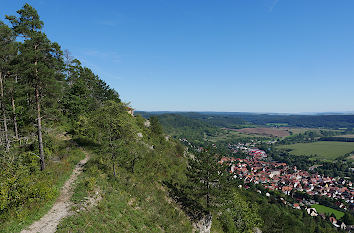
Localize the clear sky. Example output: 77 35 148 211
2 0 354 113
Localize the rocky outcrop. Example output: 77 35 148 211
144 120 150 127
253 227 262 233
193 214 212 233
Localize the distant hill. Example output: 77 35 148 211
143 114 220 144
137 111 247 129
137 111 354 129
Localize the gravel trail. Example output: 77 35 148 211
21 150 89 233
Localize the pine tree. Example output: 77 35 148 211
62 59 120 123
0 21 17 151
6 4 64 170
150 116 163 135
185 146 232 213
7 47 21 141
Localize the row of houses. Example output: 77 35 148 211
221 145 353 208
222 145 354 230
181 139 353 230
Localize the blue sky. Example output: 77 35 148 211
2 0 354 113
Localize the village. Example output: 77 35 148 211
221 142 354 230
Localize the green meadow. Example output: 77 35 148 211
311 204 344 219
278 141 354 161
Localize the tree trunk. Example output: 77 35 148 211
206 171 210 210
113 162 116 177
0 72 10 151
35 85 45 170
131 156 137 173
33 49 45 170
109 129 116 176
0 116 2 146
11 96 18 140
12 75 18 140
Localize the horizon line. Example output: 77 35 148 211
134 110 354 115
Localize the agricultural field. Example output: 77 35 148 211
311 204 344 219
287 128 332 135
278 141 354 161
227 127 339 138
336 134 354 138
233 127 290 137
207 128 271 142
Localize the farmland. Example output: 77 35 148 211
207 128 272 142
278 141 354 161
228 127 338 138
233 127 290 137
311 204 344 219
336 134 354 138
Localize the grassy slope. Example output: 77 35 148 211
278 141 354 161
0 136 85 233
311 204 344 219
56 148 193 233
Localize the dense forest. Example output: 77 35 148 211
152 113 220 144
139 111 248 129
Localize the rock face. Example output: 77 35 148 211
144 120 150 127
194 214 212 233
253 227 263 233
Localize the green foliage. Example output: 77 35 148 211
62 60 120 123
175 142 184 156
57 125 193 232
79 101 140 175
1 4 190 232
342 212 354 225
0 143 85 233
5 3 44 36
151 113 220 144
149 116 163 136
219 192 262 233
184 147 232 212
240 188 337 233
164 147 264 231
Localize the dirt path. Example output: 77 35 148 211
21 150 90 233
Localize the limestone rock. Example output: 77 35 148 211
193 214 212 233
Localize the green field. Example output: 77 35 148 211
287 128 340 136
311 204 344 219
278 141 354 161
